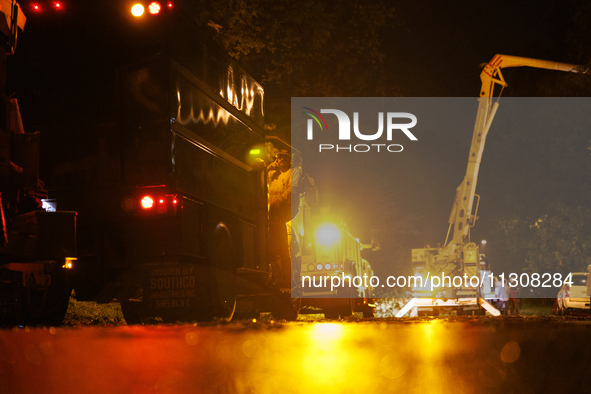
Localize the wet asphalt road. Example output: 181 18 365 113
1 317 590 394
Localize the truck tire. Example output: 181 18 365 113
28 287 72 326
120 301 145 325
324 309 340 319
362 305 375 318
324 298 355 319
271 292 300 321
23 266 72 326
342 297 356 318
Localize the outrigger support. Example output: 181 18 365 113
395 298 500 318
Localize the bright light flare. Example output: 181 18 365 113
310 323 344 343
302 323 348 386
140 196 154 209
168 2 173 8
316 224 339 246
148 1 161 14
131 4 144 17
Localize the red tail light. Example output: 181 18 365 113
134 190 179 214
148 1 161 14
565 285 570 297
140 196 154 209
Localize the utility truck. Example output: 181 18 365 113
292 202 379 318
0 1 77 326
396 54 580 317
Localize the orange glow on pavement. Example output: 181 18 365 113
0 320 560 393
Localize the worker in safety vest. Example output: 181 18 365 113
496 278 509 315
267 149 292 289
508 284 521 315
288 152 316 258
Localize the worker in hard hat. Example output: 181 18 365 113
267 149 292 289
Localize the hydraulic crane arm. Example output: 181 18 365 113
0 0 26 54
443 54 579 250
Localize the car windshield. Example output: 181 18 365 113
571 274 587 286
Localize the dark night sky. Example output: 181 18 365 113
385 0 566 96
8 0 589 277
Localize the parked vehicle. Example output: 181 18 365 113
556 273 590 316
0 1 77 327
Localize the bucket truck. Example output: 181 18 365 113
396 54 579 317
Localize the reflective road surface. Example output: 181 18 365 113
1 318 590 394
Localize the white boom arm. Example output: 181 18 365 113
0 0 26 54
443 54 579 251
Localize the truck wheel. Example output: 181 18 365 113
341 297 356 318
324 298 355 319
362 305 375 318
292 296 302 317
24 267 72 326
29 287 72 326
120 302 145 325
271 292 299 321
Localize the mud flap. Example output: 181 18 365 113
119 262 218 323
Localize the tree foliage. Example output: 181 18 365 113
492 204 591 277
525 205 591 275
190 0 396 97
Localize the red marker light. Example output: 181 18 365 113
172 199 177 204
159 199 164 204
148 1 161 14
141 196 154 209
55 2 60 8
168 2 173 8
33 4 40 10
